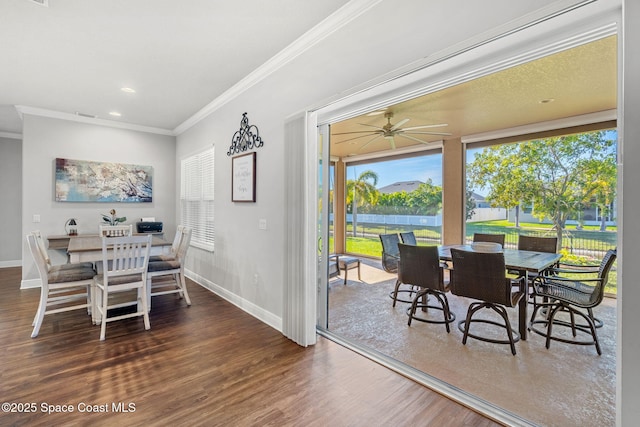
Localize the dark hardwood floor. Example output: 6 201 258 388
0 267 498 426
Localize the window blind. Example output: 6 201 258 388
181 147 214 251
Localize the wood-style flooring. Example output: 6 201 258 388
0 267 498 427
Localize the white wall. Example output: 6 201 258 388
0 136 22 267
21 115 176 284
175 0 575 328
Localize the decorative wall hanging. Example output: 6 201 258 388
55 158 153 202
227 112 264 156
232 152 256 202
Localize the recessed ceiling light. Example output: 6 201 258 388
121 87 136 94
539 98 555 104
109 112 122 117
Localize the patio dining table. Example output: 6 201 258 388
439 244 562 340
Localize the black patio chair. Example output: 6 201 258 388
398 244 455 332
449 248 525 355
379 233 401 274
380 233 416 305
529 249 617 355
400 231 417 245
473 233 505 247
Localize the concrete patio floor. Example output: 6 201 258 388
327 257 616 427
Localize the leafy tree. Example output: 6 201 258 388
465 189 476 221
581 155 617 231
467 131 616 248
368 180 442 215
408 180 442 215
467 144 534 227
346 170 379 236
373 191 412 214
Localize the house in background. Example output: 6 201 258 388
377 180 423 194
1 0 639 425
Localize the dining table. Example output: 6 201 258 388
67 235 172 263
439 244 562 340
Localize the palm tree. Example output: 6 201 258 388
346 170 379 237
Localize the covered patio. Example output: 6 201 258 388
327 257 616 426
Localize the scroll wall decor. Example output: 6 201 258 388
227 112 264 156
55 158 153 202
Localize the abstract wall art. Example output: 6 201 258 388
55 158 153 202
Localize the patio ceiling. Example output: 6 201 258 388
330 35 617 159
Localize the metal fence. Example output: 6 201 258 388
467 225 616 259
344 221 616 260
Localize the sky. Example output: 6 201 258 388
343 129 618 196
345 153 443 189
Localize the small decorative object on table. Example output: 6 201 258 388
65 218 78 236
101 209 127 226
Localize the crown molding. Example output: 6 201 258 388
0 131 22 140
15 105 175 136
173 0 384 135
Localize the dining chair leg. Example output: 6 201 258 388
31 289 48 338
179 272 191 305
140 285 150 331
544 305 562 350
407 289 426 326
391 279 401 307
461 303 481 345
432 292 452 333
100 287 108 341
497 306 517 355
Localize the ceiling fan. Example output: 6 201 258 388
333 112 451 150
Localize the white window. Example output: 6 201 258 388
181 147 214 251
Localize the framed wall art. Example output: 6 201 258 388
55 158 153 202
231 152 256 202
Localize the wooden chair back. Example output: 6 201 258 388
100 224 133 238
101 234 151 284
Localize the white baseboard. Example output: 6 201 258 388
21 278 41 289
0 260 21 268
185 269 282 333
20 269 284 336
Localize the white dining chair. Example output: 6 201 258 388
93 234 152 340
26 233 96 338
32 230 94 271
146 226 192 309
99 224 133 238
149 225 184 262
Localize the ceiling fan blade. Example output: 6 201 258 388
390 118 410 131
357 123 386 130
333 133 379 144
389 137 396 150
397 134 434 145
402 123 448 131
333 130 382 136
402 130 452 136
358 134 383 151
